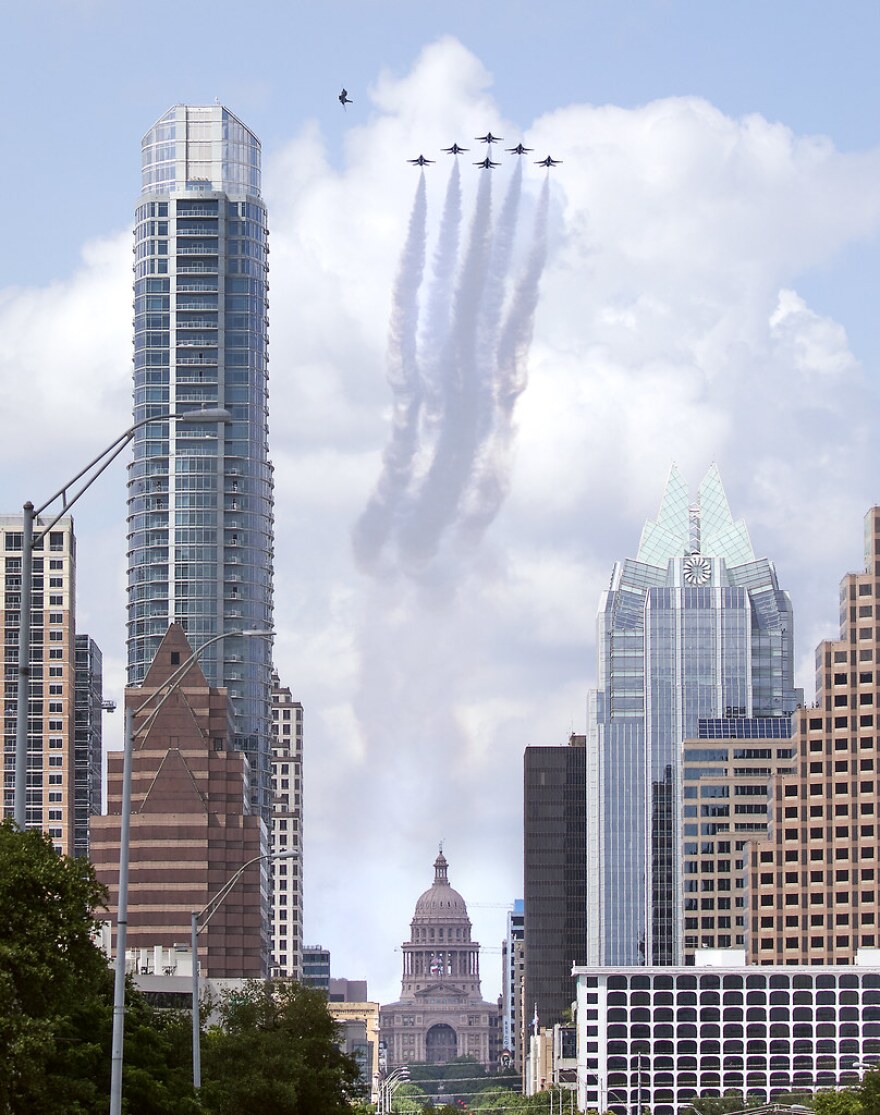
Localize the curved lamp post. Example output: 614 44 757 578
378 1067 411 1114
109 625 273 1115
190 847 296 1089
13 406 230 828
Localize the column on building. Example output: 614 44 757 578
270 671 303 979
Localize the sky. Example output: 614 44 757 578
2 1 880 1006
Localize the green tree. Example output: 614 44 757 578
199 980 364 1114
0 819 110 1113
860 1066 880 1115
682 1091 762 1115
0 819 202 1115
813 1089 862 1115
469 1084 529 1113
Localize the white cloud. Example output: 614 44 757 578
2 37 880 1003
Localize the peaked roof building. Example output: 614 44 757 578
380 850 500 1070
587 465 802 966
90 624 268 977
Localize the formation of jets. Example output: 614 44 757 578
336 99 561 168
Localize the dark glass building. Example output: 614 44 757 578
524 735 587 1031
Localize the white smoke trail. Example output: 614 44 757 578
418 159 463 428
352 174 428 573
457 175 550 546
397 169 495 569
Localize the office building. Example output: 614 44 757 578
1 515 102 856
73 635 105 858
748 507 880 965
523 735 587 1031
587 465 801 966
681 718 795 960
573 955 880 1115
302 945 331 992
270 672 303 978
501 899 525 1067
90 624 268 977
127 104 274 822
380 850 500 1069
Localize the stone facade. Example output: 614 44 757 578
380 851 500 1069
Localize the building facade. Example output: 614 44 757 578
587 465 801 966
73 635 105 858
574 957 880 1115
681 718 795 960
1 515 102 856
748 507 880 965
127 104 274 822
90 624 268 977
524 735 587 1030
501 899 525 1067
270 672 303 978
302 945 331 992
380 850 500 1069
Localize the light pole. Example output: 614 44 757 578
13 406 230 828
190 848 296 1089
378 1067 410 1114
109 625 272 1115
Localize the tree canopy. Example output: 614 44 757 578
199 980 365 1115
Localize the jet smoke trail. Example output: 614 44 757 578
397 169 495 569
418 160 463 428
352 174 428 573
457 176 550 545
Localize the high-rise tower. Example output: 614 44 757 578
587 465 802 966
127 105 274 817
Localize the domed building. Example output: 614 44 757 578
380 850 500 1069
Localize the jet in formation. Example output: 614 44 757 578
338 88 352 108
442 142 469 154
506 143 533 155
475 132 503 144
474 155 501 170
408 154 435 166
535 155 563 167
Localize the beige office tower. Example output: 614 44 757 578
747 507 880 964
681 730 796 960
270 672 303 978
1 515 85 855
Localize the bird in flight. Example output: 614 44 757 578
338 88 352 109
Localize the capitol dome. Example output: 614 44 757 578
412 850 470 924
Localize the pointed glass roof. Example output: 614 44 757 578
636 464 755 569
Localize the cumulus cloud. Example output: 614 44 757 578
2 37 880 1002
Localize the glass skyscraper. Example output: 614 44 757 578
586 465 801 966
127 105 274 817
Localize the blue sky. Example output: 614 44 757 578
3 1 880 1003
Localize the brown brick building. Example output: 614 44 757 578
747 508 880 964
90 624 268 977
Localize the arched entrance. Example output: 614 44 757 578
425 1023 457 1064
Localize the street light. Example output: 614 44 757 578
190 848 296 1089
109 625 272 1115
378 1067 410 1114
13 406 230 828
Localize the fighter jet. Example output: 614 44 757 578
475 132 503 144
535 155 563 167
474 155 501 169
407 154 435 166
338 88 353 108
506 143 533 155
442 143 469 155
